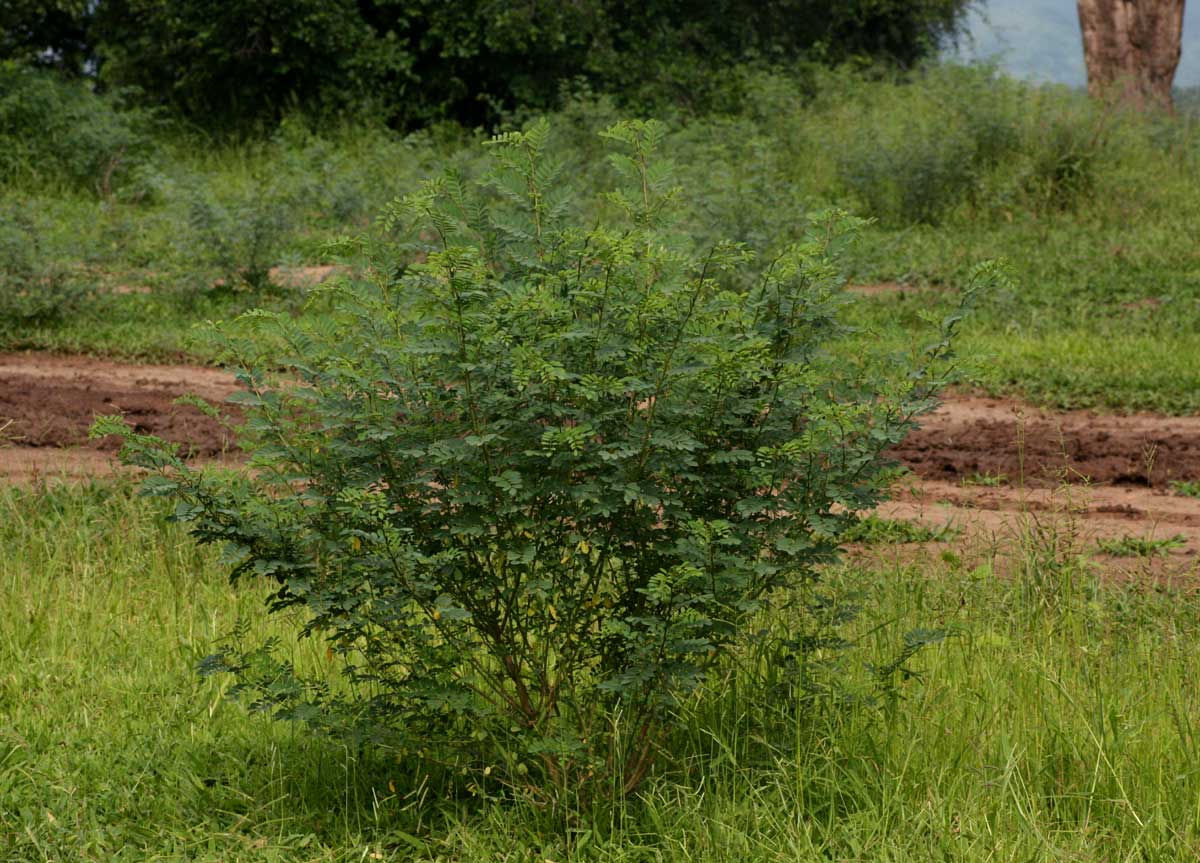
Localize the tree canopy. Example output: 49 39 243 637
2 0 974 128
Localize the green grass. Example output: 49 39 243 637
1094 533 1187 558
5 482 1200 860
5 64 1200 412
1172 481 1200 499
843 514 958 544
961 471 1007 488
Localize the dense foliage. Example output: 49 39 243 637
0 1 92 74
0 60 152 191
2 0 973 128
97 120 982 800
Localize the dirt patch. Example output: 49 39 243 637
268 265 348 289
867 479 1200 580
891 395 1200 489
846 281 940 298
0 353 238 481
4 356 1200 568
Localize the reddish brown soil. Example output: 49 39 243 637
0 353 238 482
3 354 1200 576
892 396 1200 489
867 397 1200 576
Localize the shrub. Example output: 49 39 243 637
838 116 977 225
0 61 152 194
0 205 91 325
98 119 986 802
827 66 1128 225
176 182 294 294
1018 98 1103 212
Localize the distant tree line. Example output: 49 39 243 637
2 0 972 129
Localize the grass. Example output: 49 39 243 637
4 64 1200 412
1172 480 1200 499
843 514 958 544
4 482 1200 860
962 471 1007 488
1094 533 1188 558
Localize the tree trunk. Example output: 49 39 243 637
1077 0 1186 112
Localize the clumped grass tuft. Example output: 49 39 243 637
1095 533 1187 558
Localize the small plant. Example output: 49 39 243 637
1095 534 1186 558
98 119 990 804
843 514 958 544
962 471 1007 487
1170 480 1200 499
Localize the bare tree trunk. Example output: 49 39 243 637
1077 0 1186 112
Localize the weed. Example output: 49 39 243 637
962 471 1007 487
1170 480 1200 498
1095 534 1186 558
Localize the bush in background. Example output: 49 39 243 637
4 1 973 130
0 205 92 325
0 61 153 194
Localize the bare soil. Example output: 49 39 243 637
2 353 1199 575
878 396 1200 576
0 353 237 483
893 395 1200 489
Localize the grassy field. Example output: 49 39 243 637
4 65 1200 412
4 484 1200 861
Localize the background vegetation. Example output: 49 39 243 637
4 0 970 128
3 61 1198 411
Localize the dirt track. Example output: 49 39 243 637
895 396 1200 489
0 353 237 482
2 352 1199 571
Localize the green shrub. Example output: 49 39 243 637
829 67 1006 225
0 61 153 193
838 115 977 225
0 205 91 325
98 120 987 801
1017 99 1104 212
176 182 294 294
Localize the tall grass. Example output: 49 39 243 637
3 483 1198 860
